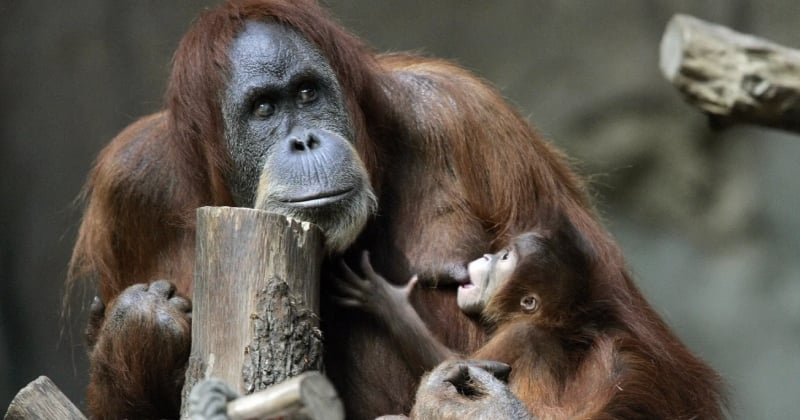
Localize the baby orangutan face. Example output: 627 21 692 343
458 245 519 315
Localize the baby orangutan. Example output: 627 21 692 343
337 223 724 419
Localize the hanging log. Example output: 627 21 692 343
660 14 800 133
180 207 326 417
4 376 87 420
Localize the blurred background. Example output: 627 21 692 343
2 1 798 418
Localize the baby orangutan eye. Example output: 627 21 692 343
520 294 539 313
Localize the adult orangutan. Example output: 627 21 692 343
69 0 723 418
337 220 725 418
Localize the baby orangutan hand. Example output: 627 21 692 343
335 251 418 325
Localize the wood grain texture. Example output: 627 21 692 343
4 376 87 420
181 207 324 417
227 371 342 420
660 14 800 133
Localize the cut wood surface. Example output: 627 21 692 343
181 207 325 417
4 376 87 420
660 14 800 133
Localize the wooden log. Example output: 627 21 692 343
660 14 800 133
4 376 87 420
226 371 342 420
187 372 343 420
180 207 325 417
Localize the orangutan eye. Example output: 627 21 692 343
253 100 275 118
520 294 539 312
297 82 318 105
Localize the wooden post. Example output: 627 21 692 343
4 376 87 420
660 14 800 133
181 207 325 416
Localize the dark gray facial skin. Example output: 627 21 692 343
222 21 376 251
411 360 533 420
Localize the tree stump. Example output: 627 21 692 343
660 14 800 133
181 207 327 417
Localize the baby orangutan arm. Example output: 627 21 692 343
337 251 455 370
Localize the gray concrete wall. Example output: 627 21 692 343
2 1 798 418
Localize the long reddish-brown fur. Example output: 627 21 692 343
461 223 726 419
69 1 724 418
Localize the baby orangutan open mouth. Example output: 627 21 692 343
457 247 518 316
